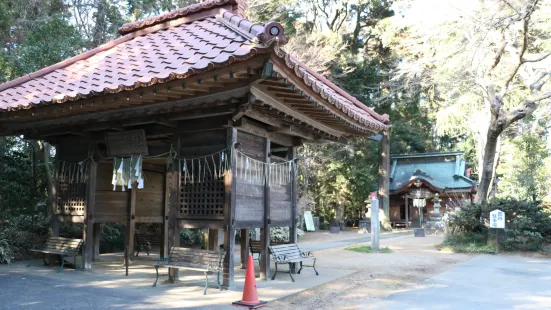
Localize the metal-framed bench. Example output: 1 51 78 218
249 240 287 261
153 247 225 295
135 232 161 256
269 243 318 282
29 236 83 272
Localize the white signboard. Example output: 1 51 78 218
304 211 315 232
490 209 505 229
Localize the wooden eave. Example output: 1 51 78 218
263 56 383 137
0 56 269 136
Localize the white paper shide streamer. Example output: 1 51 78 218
180 149 230 184
112 155 144 191
234 149 294 187
55 159 90 184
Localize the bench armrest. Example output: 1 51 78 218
301 251 313 258
156 257 171 265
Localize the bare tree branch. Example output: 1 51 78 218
503 92 551 127
522 51 551 63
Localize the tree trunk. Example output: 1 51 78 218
41 141 59 237
475 127 500 203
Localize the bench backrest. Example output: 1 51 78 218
135 233 161 247
249 240 288 254
43 237 83 254
269 243 302 262
169 247 225 269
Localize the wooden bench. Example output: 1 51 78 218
29 236 83 272
269 243 318 282
153 247 225 294
135 232 161 256
249 240 287 261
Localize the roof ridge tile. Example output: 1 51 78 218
118 0 234 35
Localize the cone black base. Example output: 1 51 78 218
232 300 268 309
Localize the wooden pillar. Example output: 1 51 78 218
378 130 391 230
240 229 249 269
168 136 181 281
405 196 409 228
161 171 169 258
209 229 223 252
260 138 271 280
92 223 101 261
223 127 237 288
289 147 297 244
127 182 138 260
83 160 97 269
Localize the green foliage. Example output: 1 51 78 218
346 245 392 253
0 230 15 264
180 229 203 245
498 132 550 202
444 198 551 252
270 227 304 242
10 18 87 78
439 235 497 254
100 224 126 253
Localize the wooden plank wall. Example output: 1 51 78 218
95 162 129 223
234 131 265 228
269 183 292 226
135 169 164 223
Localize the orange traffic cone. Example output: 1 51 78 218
232 255 267 309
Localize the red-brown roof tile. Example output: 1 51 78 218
118 0 235 35
0 0 389 132
0 10 271 111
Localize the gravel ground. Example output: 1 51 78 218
268 235 472 310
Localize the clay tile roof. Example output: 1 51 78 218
0 0 389 131
0 7 275 111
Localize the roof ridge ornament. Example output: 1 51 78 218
216 10 287 45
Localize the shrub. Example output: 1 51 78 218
270 227 305 242
0 230 15 264
444 198 551 251
180 229 203 245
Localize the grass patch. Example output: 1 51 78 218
437 235 496 254
346 245 392 253
437 243 496 254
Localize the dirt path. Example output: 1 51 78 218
268 235 472 310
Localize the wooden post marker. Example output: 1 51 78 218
232 255 267 309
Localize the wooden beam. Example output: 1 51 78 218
269 125 317 140
260 137 271 280
223 127 237 288
244 110 284 128
251 86 343 138
3 86 251 134
234 117 294 146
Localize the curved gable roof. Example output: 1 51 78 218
0 0 389 133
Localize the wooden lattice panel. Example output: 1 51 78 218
56 181 86 216
179 177 225 220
